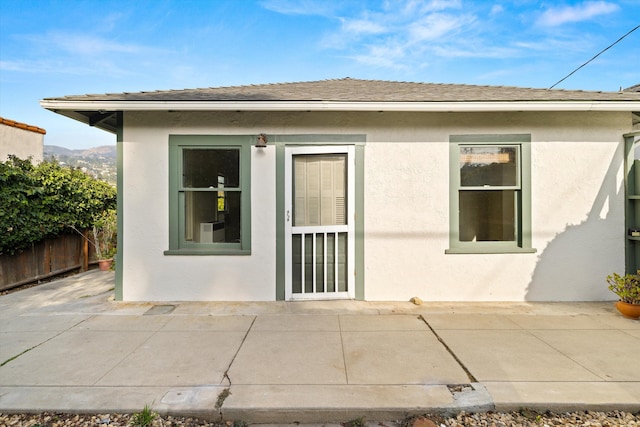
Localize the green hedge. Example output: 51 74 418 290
0 156 116 255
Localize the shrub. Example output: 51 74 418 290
0 156 116 255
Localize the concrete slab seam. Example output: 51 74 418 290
0 316 92 367
1 344 40 368
91 325 162 386
524 329 611 381
338 315 349 384
418 315 477 383
217 316 257 417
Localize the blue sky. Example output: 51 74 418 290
1 0 639 149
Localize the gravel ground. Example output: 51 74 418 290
1 410 638 427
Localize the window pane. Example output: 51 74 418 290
183 149 239 188
184 191 241 243
460 146 517 187
459 190 515 241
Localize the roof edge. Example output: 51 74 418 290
0 117 46 135
40 99 640 113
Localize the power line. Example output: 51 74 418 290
549 23 640 90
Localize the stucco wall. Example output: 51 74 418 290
363 112 627 302
121 110 630 301
121 115 276 301
0 123 44 162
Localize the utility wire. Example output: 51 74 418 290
549 23 640 89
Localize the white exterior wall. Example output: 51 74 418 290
0 123 44 162
363 111 627 302
121 112 276 301
121 110 630 302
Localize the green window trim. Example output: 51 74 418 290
115 112 123 300
446 134 535 254
166 135 252 255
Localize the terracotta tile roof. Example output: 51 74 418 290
0 117 46 135
44 78 640 103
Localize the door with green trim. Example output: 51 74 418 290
284 146 355 300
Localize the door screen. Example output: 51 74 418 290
285 147 355 300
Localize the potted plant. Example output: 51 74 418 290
607 271 640 319
91 209 117 271
68 208 117 271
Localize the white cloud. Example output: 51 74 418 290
395 0 462 14
408 13 473 43
24 32 156 56
430 44 519 59
341 5 476 68
490 4 504 16
99 12 128 33
263 0 612 74
0 58 129 76
513 36 593 54
3 31 168 78
537 1 619 26
350 43 408 68
341 17 387 35
259 0 338 16
0 60 30 72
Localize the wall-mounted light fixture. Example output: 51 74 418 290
256 133 268 148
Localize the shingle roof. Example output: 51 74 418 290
45 78 640 102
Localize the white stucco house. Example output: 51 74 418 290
0 117 45 162
40 78 640 302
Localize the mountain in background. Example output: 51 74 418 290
44 145 116 159
44 145 116 185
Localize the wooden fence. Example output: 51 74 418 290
0 233 96 292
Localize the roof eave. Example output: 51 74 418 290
40 100 640 134
41 99 640 113
41 107 118 133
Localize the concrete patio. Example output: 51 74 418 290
1 270 639 423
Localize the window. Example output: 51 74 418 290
166 136 251 255
447 134 534 253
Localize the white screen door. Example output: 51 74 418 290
285 146 355 300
